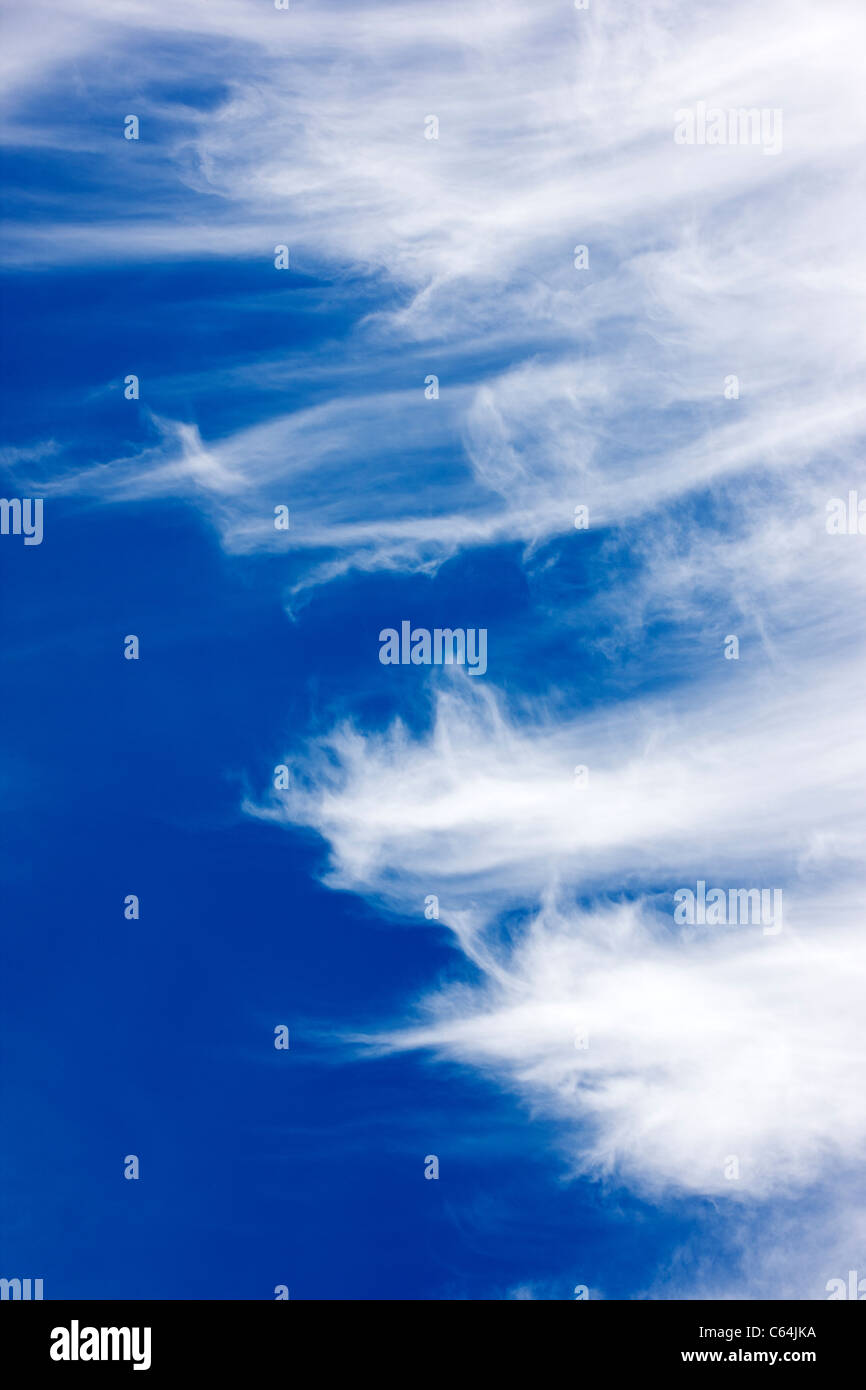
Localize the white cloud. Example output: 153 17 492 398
249 658 866 1206
260 662 866 905
8 0 866 1283
8 0 866 598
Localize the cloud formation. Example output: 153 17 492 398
8 0 866 599
8 0 866 1293
253 665 866 1206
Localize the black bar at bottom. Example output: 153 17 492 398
0 1298 861 1376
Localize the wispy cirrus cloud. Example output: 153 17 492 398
248 670 866 1284
7 0 866 1297
7 0 866 597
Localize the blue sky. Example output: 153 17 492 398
2 0 866 1300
